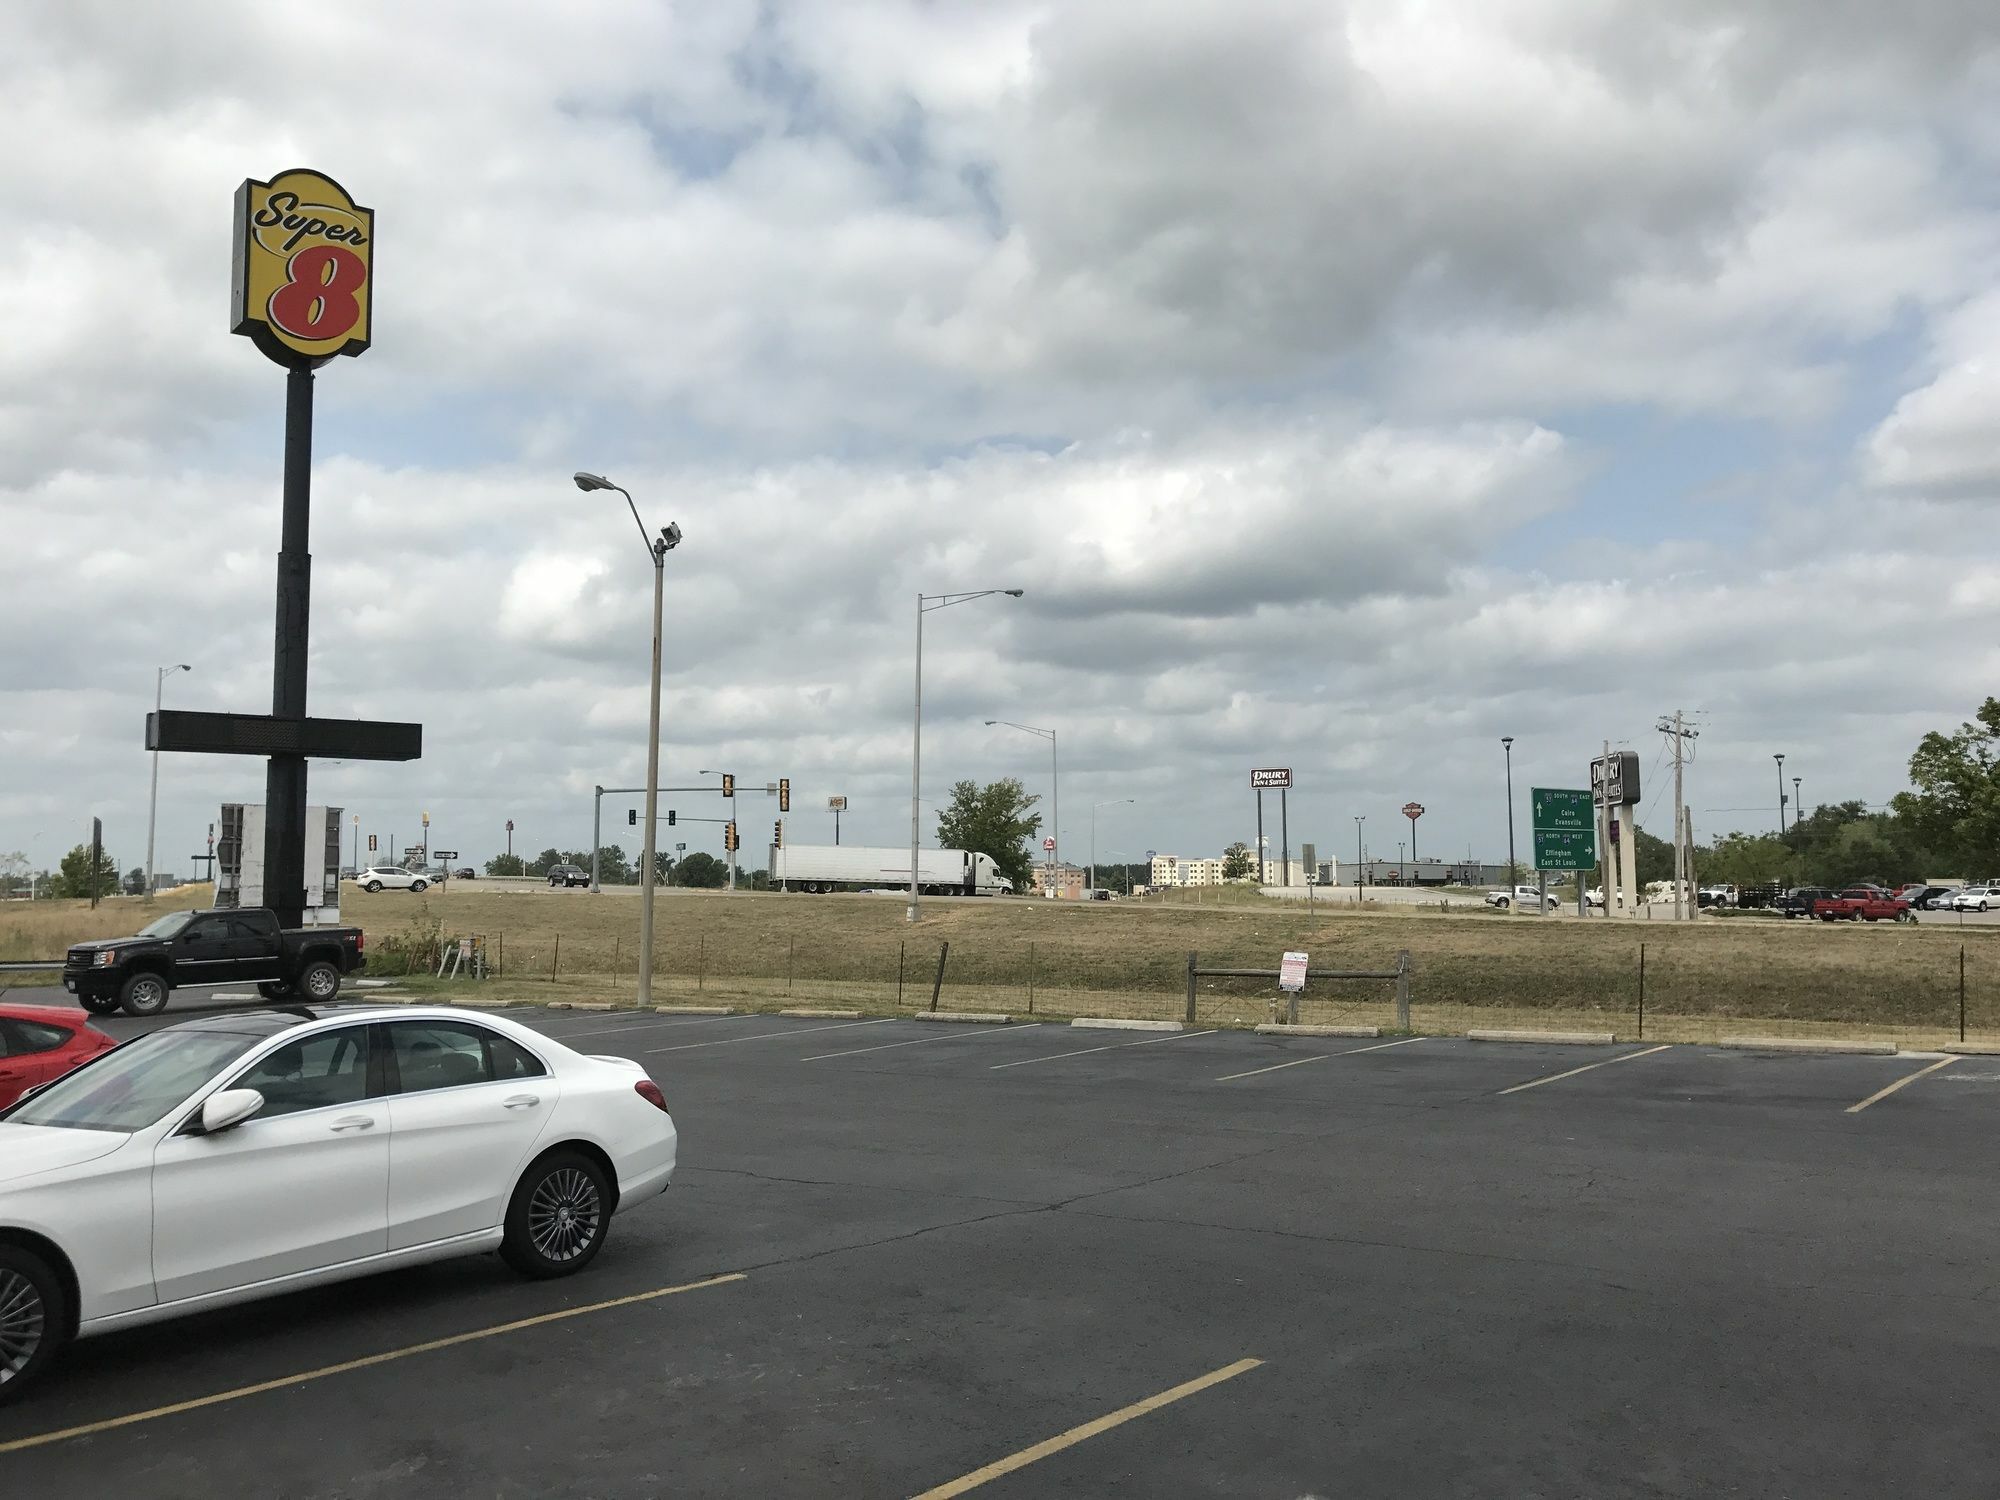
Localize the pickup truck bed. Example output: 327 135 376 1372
62 907 366 1016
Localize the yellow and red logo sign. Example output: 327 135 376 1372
231 169 374 367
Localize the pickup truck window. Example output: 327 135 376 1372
138 911 197 939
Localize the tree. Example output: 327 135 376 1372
673 851 728 888
52 843 120 900
1221 841 1254 881
1894 697 2000 875
0 850 27 896
485 853 525 876
526 847 564 876
935 778 1042 891
590 845 631 884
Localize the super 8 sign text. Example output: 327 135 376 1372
231 169 374 367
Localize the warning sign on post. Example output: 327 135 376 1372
1279 951 1309 992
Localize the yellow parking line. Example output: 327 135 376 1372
1215 1036 1422 1082
909 1357 1264 1498
1497 1044 1672 1096
0 1272 746 1457
1847 1055 1957 1113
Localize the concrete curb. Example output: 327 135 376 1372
649 1005 735 1016
1717 1037 1897 1055
568 1002 618 1012
1468 1029 1616 1046
1942 1042 2000 1055
913 1011 1011 1024
1254 1024 1381 1039
1072 1018 1184 1032
780 1008 864 1019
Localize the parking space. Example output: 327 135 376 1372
7 1004 2000 1495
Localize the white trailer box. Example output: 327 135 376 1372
216 803 343 925
769 844 1010 895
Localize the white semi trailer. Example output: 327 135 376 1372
769 844 1012 896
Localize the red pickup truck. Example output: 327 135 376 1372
1811 886 1914 923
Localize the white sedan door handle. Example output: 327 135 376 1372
330 1115 376 1132
502 1094 542 1110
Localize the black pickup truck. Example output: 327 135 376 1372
62 908 366 1017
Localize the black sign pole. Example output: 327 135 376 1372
1255 789 1264 886
262 365 315 929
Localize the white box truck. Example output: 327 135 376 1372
215 802 344 926
769 844 1012 896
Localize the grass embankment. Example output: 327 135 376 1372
6 884 1995 1045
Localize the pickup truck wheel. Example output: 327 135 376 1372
257 980 296 1000
298 961 341 1002
119 971 169 1017
0 1245 68 1408
364 880 383 893
79 994 121 1016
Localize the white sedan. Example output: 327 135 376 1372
0 1005 675 1404
352 865 428 893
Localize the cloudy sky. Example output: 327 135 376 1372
4 0 1998 879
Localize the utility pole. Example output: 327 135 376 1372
1657 712 1698 920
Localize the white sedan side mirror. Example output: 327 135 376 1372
200 1088 266 1135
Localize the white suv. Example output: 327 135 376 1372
353 865 428 893
1486 884 1560 911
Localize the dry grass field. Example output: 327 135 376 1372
7 881 1996 1044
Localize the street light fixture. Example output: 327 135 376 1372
145 663 192 895
1502 736 1517 897
909 590 1024 921
1774 752 1787 835
1089 798 1133 892
577 470 681 1009
986 718 1059 894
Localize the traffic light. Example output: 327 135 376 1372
778 777 790 812
667 810 676 826
721 773 735 798
773 820 783 849
725 820 739 852
628 808 637 826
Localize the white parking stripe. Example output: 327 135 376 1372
1215 1036 1422 1081
802 1024 1039 1061
989 1029 1219 1070
644 1018 893 1053
545 1015 743 1040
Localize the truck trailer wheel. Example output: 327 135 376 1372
298 961 342 1002
119 971 170 1017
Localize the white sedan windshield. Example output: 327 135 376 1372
7 1031 263 1133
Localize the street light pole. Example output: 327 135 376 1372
909 590 1024 922
575 472 680 1008
1502 736 1517 895
1090 798 1133 892
145 663 192 895
1354 815 1365 901
1774 753 1787 835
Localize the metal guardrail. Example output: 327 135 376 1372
1185 949 1412 1028
0 960 62 971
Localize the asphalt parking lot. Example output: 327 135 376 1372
6 1005 2000 1497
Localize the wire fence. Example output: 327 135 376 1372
378 925 2000 1047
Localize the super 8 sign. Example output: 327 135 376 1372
231 169 374 367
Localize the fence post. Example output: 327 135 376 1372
697 933 706 992
1185 950 1198 1025
552 932 559 981
614 935 620 975
1961 945 1967 1043
497 932 503 979
1638 943 1646 1040
788 935 795 992
930 941 950 1012
897 942 905 1007
1027 941 1036 1014
1394 949 1411 1031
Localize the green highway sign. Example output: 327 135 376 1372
1531 787 1596 871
